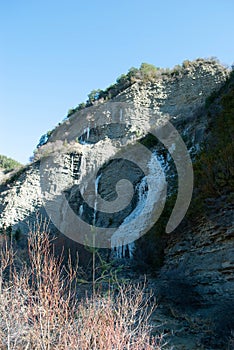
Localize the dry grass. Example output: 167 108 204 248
0 224 164 349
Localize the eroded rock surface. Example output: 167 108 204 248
0 59 233 349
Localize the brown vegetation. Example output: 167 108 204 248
0 224 164 349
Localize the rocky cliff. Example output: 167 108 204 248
0 58 233 348
0 59 228 232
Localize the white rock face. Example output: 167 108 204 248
0 60 229 242
0 170 4 183
0 164 43 232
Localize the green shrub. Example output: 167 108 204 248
182 60 192 69
87 89 102 104
0 155 21 173
3 165 28 185
171 64 183 77
139 63 158 81
36 130 52 149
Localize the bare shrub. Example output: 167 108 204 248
0 224 164 349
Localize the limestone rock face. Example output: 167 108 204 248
0 60 232 312
1 59 228 231
0 170 4 183
0 163 42 232
117 59 227 118
0 61 228 218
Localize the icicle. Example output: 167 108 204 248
112 176 148 259
71 154 74 174
95 174 102 195
93 200 97 225
112 152 165 260
80 126 91 144
79 204 83 217
120 108 123 121
84 126 90 140
93 174 102 226
128 242 135 259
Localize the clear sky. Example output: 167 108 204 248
1 0 234 164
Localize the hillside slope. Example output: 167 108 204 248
0 58 233 348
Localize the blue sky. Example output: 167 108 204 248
1 0 234 164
